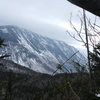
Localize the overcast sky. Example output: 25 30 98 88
0 0 98 53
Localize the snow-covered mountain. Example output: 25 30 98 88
0 25 85 74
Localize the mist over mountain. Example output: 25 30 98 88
0 25 85 74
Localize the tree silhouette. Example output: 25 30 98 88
90 43 100 90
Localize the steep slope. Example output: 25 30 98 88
0 58 36 75
0 25 85 73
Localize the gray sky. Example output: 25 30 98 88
0 0 97 53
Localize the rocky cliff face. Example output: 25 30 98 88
0 25 85 73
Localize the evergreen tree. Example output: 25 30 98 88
90 43 100 91
0 37 10 60
0 37 11 100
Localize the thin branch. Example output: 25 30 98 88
52 51 79 75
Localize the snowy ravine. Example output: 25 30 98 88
0 25 85 74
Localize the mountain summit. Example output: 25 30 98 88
0 25 84 74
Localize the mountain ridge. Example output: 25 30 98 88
0 25 85 74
